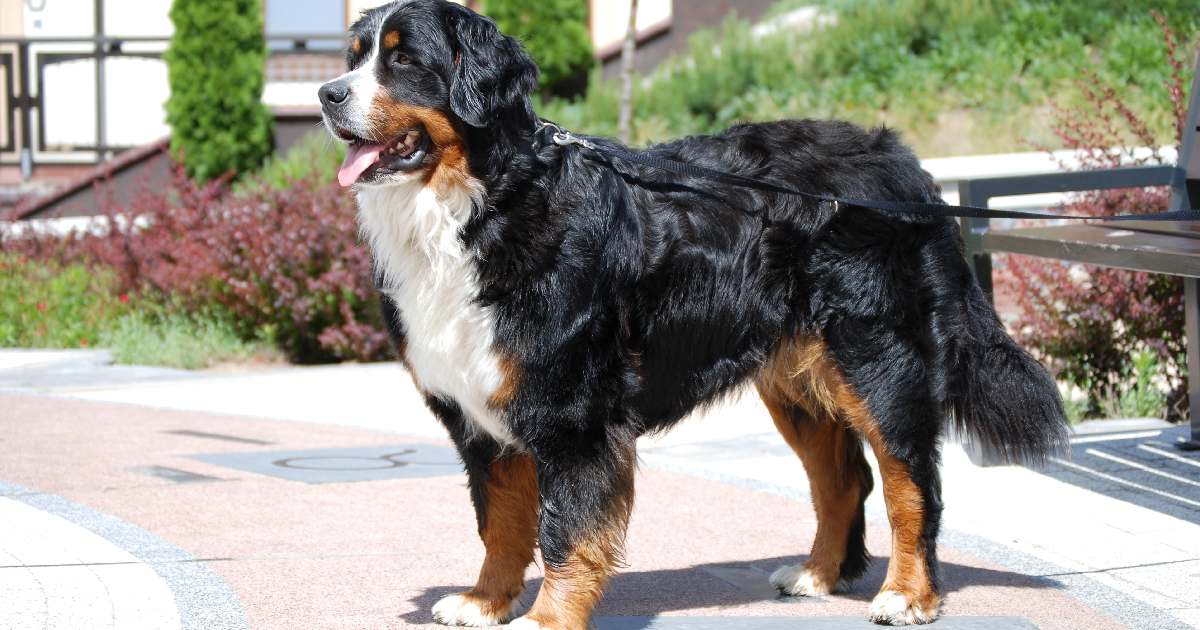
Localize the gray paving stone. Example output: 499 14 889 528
0 354 195 391
1071 418 1174 435
189 444 463 484
165 429 275 445
699 565 785 602
595 616 1038 629
132 465 224 484
0 480 246 630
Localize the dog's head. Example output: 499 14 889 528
319 0 538 188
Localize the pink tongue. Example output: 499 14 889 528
337 143 386 187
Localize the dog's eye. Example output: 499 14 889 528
393 53 412 66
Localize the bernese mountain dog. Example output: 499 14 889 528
318 1 1067 627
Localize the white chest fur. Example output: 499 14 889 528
357 176 514 445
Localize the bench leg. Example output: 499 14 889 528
960 216 994 302
1179 277 1200 451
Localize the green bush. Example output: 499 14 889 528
1000 18 1190 422
165 0 274 182
0 255 128 349
1109 351 1168 419
486 0 594 95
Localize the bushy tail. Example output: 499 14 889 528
949 284 1069 465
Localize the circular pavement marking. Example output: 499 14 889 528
0 481 246 630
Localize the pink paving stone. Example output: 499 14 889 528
1 394 1120 629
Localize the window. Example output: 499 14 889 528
265 0 346 50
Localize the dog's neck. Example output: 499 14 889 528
460 106 543 203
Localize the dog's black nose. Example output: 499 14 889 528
319 81 351 107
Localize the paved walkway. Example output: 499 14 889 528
1 351 1198 629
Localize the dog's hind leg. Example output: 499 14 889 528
758 390 874 597
432 452 540 626
759 335 942 624
859 432 943 626
835 378 944 625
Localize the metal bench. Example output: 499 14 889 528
959 63 1200 464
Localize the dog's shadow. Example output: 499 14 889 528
400 554 1062 626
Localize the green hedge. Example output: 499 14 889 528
486 0 594 96
165 0 274 182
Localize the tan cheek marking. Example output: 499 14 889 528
384 30 401 49
368 94 474 195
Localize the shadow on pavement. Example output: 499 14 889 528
400 555 1061 625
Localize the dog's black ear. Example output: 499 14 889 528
447 7 538 128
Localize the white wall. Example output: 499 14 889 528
590 0 671 55
105 0 173 38
347 0 469 24
22 0 94 37
23 0 171 159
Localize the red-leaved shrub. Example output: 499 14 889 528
3 166 390 364
998 14 1192 419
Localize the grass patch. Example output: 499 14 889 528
1101 351 1168 419
100 310 279 370
539 0 1197 156
1060 351 1169 423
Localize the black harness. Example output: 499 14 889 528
533 120 1200 222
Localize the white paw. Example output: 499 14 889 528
770 564 843 596
867 590 939 626
506 616 551 630
432 593 518 627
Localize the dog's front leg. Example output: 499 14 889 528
433 451 540 626
510 429 637 630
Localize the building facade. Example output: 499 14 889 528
0 0 780 193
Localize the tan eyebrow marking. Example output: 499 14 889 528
350 37 363 55
383 30 401 50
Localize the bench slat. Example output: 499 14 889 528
982 224 1200 278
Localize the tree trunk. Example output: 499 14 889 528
617 0 639 144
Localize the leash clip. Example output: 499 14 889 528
536 119 596 151
552 130 596 150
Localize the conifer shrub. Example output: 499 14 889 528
165 0 274 182
486 0 593 96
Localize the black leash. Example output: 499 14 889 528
535 122 1200 223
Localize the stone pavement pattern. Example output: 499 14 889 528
2 352 1199 629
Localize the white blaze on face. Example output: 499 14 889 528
326 19 393 187
322 20 384 145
